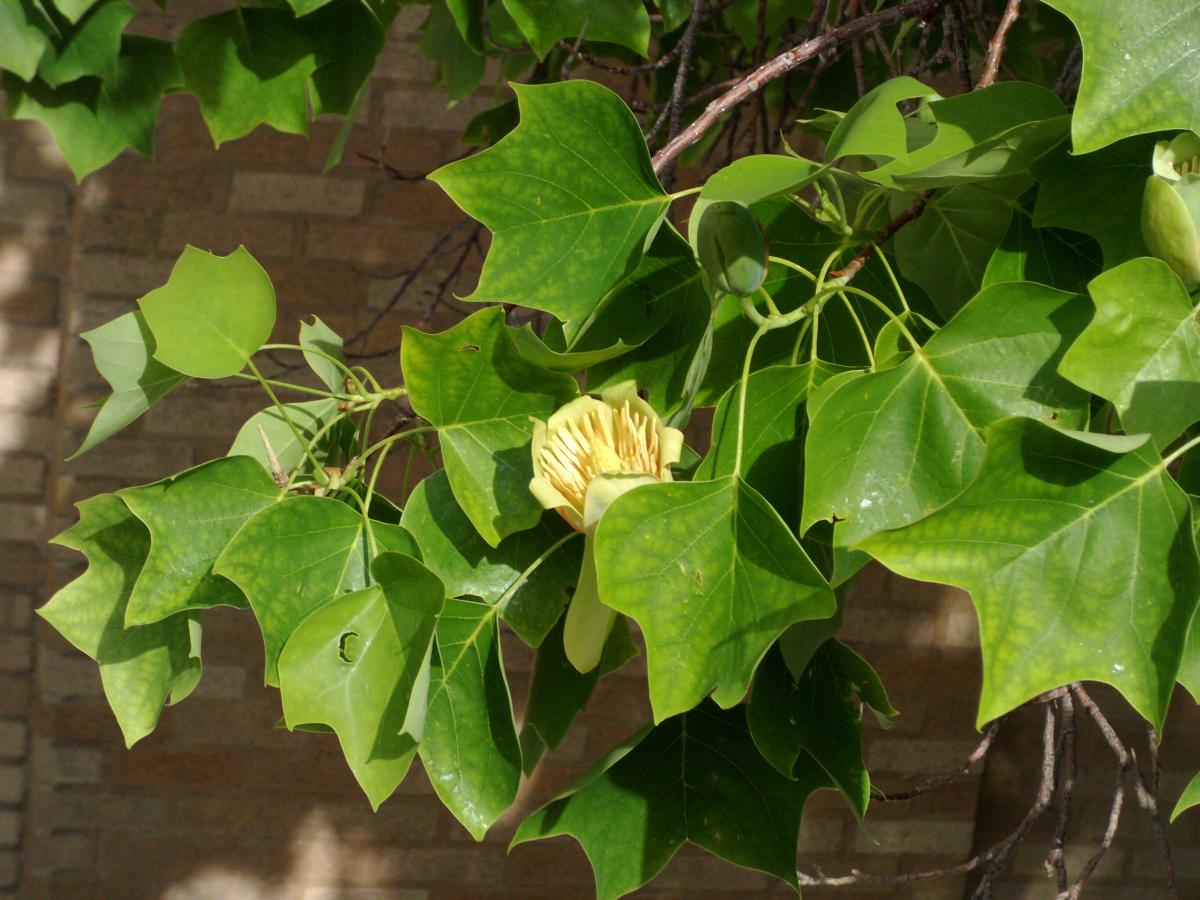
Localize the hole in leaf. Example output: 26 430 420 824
338 631 360 663
458 343 480 352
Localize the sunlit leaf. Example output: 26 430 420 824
1060 257 1200 449
298 315 346 393
429 81 669 331
595 475 835 721
1172 770 1200 822
119 456 281 626
39 494 202 747
214 494 419 684
420 598 521 840
278 552 443 809
71 311 188 460
37 0 135 87
401 307 579 547
803 281 1090 548
1041 0 1200 153
227 398 347 477
862 418 1200 728
401 468 582 646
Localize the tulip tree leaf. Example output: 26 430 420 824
1032 135 1154 266
298 315 346 393
1060 257 1200 449
1172 770 1200 822
697 362 844 531
139 245 277 379
687 154 828 248
71 311 189 460
419 0 485 104
401 469 581 647
420 598 521 840
512 703 830 900
0 1 54 81
862 418 1200 729
428 81 669 330
982 208 1101 294
519 615 638 768
228 399 346 477
1041 0 1200 153
893 184 1014 319
214 495 419 684
401 307 579 547
583 227 711 418
4 35 181 180
595 475 836 722
500 0 651 59
39 494 202 748
278 552 444 810
118 457 280 627
802 281 1091 550
747 641 876 817
36 0 135 87
176 9 318 145
824 76 936 165
867 83 1068 189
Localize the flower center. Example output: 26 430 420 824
537 399 664 512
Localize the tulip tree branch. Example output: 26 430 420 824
976 0 1022 89
651 0 950 174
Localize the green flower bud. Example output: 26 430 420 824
696 201 769 296
1141 132 1200 287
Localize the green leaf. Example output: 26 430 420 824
119 457 281 626
139 245 276 379
867 83 1068 189
419 0 485 104
278 552 443 810
401 307 579 547
862 418 1200 728
747 641 870 817
37 0 135 87
71 311 188 459
298 315 346 393
39 494 202 747
400 468 582 646
505 323 640 373
299 0 391 117
1060 257 1200 449
228 398 346 477
893 184 1014 319
687 154 827 248
176 8 317 145
595 475 835 721
982 207 1101 294
825 75 937 164
214 495 418 684
519 615 638 768
1171 770 1200 822
429 81 669 330
697 362 844 531
500 0 650 58
1032 133 1154 266
1041 0 1200 153
446 0 484 51
54 0 105 22
512 703 830 900
722 0 797 51
420 598 521 840
4 35 180 179
582 228 711 418
0 0 53 81
802 281 1091 549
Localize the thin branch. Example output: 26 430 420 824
1047 689 1077 892
874 720 1001 802
831 190 934 281
1054 43 1083 101
975 0 1022 89
1136 725 1180 897
659 0 708 187
652 0 949 174
799 703 1057 889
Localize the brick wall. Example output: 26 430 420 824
0 4 1196 898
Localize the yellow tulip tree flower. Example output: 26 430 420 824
529 381 684 673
